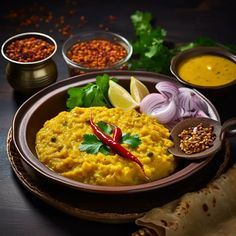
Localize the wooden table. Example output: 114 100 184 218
1 0 236 235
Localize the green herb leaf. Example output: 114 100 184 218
79 134 103 154
173 36 236 57
79 123 112 155
66 87 84 110
97 121 112 135
130 11 152 35
129 11 236 74
99 145 111 155
130 11 173 74
83 84 97 107
66 74 116 110
121 133 141 148
80 123 142 155
96 74 109 100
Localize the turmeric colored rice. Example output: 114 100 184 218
35 107 176 186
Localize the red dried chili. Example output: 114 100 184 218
112 126 122 142
89 118 147 177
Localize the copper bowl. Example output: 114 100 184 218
12 71 220 195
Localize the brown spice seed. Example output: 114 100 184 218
179 123 216 155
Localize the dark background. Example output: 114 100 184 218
0 0 236 235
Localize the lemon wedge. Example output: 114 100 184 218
108 80 139 111
130 76 150 103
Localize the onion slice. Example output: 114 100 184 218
140 81 210 125
140 93 167 114
150 99 177 124
155 81 179 99
178 87 209 115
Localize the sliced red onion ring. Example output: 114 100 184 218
178 87 209 114
140 81 210 125
195 110 209 118
140 93 167 114
155 81 179 99
149 99 177 124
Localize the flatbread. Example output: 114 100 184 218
136 163 236 236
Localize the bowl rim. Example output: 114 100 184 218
61 30 133 71
170 46 236 89
12 70 220 194
1 32 57 65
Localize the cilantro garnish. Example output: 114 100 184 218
121 133 141 148
79 134 104 154
97 121 112 135
79 122 141 155
66 74 118 110
80 134 110 155
129 11 173 74
129 11 236 74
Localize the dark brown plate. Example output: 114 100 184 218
12 70 220 194
7 128 231 223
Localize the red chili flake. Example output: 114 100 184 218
5 37 55 62
67 39 127 69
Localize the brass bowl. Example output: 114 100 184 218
12 70 220 195
1 32 58 95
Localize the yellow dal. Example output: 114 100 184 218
178 54 236 87
35 107 176 186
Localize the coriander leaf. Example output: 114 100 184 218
66 74 116 110
95 74 115 107
130 11 236 74
83 84 97 107
174 37 236 54
89 87 108 107
121 133 141 148
130 11 173 74
66 87 84 110
96 74 109 99
131 11 152 35
99 145 111 155
79 134 103 154
172 42 195 53
79 134 111 155
97 121 112 135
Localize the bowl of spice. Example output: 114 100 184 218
170 47 236 90
62 31 133 76
1 32 58 95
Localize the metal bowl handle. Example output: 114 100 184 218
220 118 236 140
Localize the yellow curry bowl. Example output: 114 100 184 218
170 46 236 90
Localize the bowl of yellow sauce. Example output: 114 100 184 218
170 47 236 89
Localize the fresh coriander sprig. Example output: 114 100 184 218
79 122 141 155
129 11 236 74
129 11 173 74
66 74 117 110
